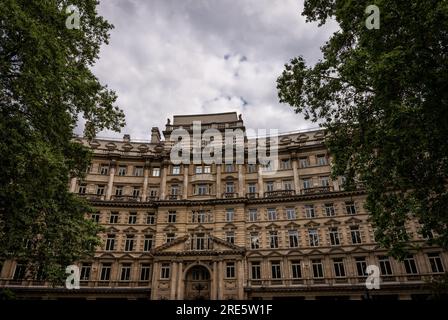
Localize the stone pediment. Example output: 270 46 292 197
324 219 341 226
151 235 245 256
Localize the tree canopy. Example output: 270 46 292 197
277 0 448 257
0 0 125 282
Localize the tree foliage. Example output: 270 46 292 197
277 0 448 257
0 0 125 282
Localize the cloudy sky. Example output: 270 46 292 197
90 0 338 140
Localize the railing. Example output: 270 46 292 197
301 186 333 195
246 193 259 199
78 193 105 201
222 192 237 198
146 196 159 201
166 194 180 200
264 190 296 197
110 195 142 202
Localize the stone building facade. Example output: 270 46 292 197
1 112 446 300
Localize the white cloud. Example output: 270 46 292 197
86 0 338 140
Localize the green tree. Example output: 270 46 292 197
277 0 448 258
0 0 125 282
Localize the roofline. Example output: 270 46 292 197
172 111 238 118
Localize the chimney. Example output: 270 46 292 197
151 127 161 144
123 134 131 142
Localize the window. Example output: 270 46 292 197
195 166 203 174
378 256 393 275
149 189 158 198
125 235 134 251
152 167 160 176
286 207 296 220
350 226 362 244
170 184 179 196
355 257 367 276
100 263 111 281
291 261 302 279
117 165 127 176
146 212 155 224
226 208 234 222
329 227 340 246
333 258 346 277
78 184 86 194
13 263 26 280
325 203 335 217
288 230 299 248
283 180 293 190
248 209 258 222
404 255 418 274
308 229 319 247
80 263 91 281
428 253 445 273
312 259 324 278
203 165 211 173
86 164 91 173
140 264 151 281
302 178 311 189
267 208 277 220
100 164 109 175
304 204 315 218
269 231 279 248
115 185 123 196
248 183 257 194
266 181 274 192
166 233 175 243
133 166 143 176
132 187 140 198
128 212 137 224
320 176 330 187
197 184 208 195
168 211 176 223
250 232 260 249
96 185 105 195
251 262 261 279
172 165 180 175
280 159 291 169
110 212 118 224
161 263 170 279
191 233 206 250
247 164 257 173
120 263 131 281
225 164 235 172
144 234 153 251
316 155 327 166
225 182 234 193
196 210 206 223
226 231 235 244
271 261 281 279
345 201 357 215
226 262 235 278
91 213 100 223
105 234 115 251
299 157 309 168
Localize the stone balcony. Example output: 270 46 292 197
264 190 296 198
301 186 333 194
110 195 142 202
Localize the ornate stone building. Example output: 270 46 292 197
1 112 446 300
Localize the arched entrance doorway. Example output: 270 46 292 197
184 265 211 300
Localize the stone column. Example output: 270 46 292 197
211 261 218 300
106 161 116 200
216 164 222 198
282 256 290 286
142 161 150 201
183 165 189 199
238 164 245 197
257 166 264 198
160 163 167 200
69 177 77 193
292 155 300 195
217 260 224 299
170 262 178 299
237 260 244 299
151 262 160 300
177 262 184 299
